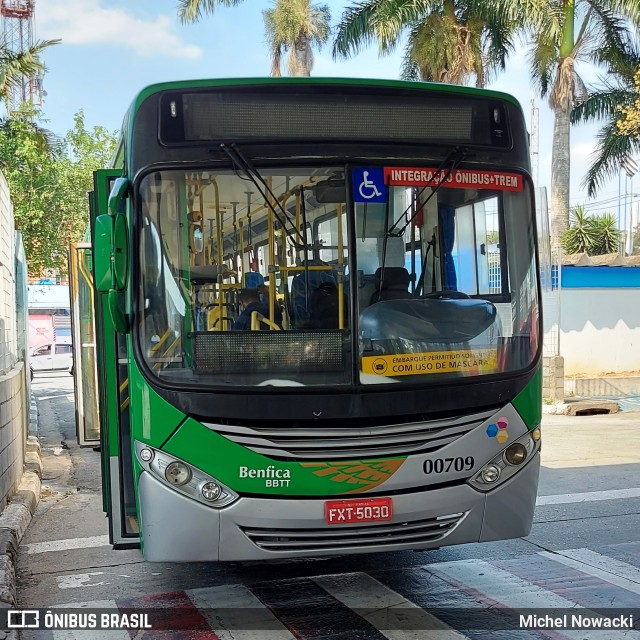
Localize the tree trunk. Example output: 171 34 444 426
550 106 571 249
290 32 312 76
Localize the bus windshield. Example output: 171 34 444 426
137 165 538 388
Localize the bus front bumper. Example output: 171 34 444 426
137 452 539 562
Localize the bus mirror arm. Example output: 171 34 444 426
108 290 130 334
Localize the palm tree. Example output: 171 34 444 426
178 0 331 77
333 0 518 86
263 0 331 77
517 0 640 248
0 39 60 110
571 40 640 197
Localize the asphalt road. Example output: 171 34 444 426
14 373 640 638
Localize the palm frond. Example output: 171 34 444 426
333 0 441 59
333 0 382 59
527 30 558 97
0 39 60 99
177 0 243 24
582 119 640 197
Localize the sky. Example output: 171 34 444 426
29 0 635 227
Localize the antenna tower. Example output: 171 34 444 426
0 0 42 113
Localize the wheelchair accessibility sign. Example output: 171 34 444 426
353 168 387 203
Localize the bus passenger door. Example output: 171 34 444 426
69 243 100 447
91 170 141 549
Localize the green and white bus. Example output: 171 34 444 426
71 78 542 562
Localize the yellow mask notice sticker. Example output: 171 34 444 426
362 350 498 376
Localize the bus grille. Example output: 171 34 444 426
204 411 491 460
241 512 466 552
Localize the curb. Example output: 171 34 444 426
0 392 41 625
542 399 620 416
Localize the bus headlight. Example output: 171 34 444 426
480 465 501 483
469 428 540 492
135 441 238 508
504 443 527 465
201 482 222 501
165 461 191 486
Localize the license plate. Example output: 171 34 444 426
324 497 393 525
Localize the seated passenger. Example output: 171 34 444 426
233 288 281 330
307 282 343 329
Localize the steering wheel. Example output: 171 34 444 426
423 290 471 300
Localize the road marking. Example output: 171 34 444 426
536 487 640 505
540 549 640 594
52 600 131 640
430 558 640 640
314 572 469 640
25 535 111 554
187 584 296 639
57 572 106 590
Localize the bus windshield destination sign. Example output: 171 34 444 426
384 167 524 191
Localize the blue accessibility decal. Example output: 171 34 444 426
353 168 388 203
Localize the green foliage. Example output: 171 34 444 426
591 213 622 255
0 39 60 103
561 205 621 255
0 106 117 276
633 222 640 254
333 0 519 87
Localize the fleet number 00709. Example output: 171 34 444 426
423 456 475 474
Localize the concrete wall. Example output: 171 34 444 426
560 267 640 377
543 355 565 402
0 365 26 510
0 171 29 510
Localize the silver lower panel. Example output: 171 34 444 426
137 453 540 562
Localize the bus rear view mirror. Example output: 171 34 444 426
108 177 129 216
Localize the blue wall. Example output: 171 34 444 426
562 266 640 288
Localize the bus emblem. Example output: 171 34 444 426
486 417 509 443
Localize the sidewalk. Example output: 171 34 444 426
0 392 41 621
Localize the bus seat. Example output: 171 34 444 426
369 267 412 304
289 260 337 328
245 271 265 289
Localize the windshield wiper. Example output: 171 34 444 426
220 143 308 249
386 146 467 239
